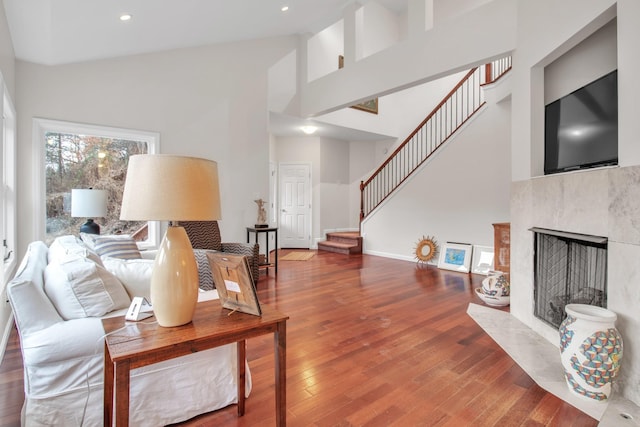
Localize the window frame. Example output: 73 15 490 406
33 119 160 249
1 75 17 285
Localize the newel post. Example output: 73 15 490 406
484 62 493 84
359 181 365 222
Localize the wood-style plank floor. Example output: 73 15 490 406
0 250 597 427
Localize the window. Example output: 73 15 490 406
33 119 160 248
1 77 16 285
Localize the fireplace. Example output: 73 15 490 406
531 228 608 328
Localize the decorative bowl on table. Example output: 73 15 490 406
475 287 510 307
481 274 510 297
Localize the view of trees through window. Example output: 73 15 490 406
45 132 148 244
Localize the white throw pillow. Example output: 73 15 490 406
44 258 131 320
101 256 154 300
48 235 104 266
92 235 142 260
79 232 101 250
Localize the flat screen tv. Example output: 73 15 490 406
544 70 618 175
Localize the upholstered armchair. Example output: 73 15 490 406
181 221 259 284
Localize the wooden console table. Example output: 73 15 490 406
247 226 278 273
103 301 288 426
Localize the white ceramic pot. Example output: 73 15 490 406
481 273 510 297
559 304 623 401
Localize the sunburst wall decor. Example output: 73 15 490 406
414 235 438 264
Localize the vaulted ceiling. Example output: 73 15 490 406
3 0 407 140
3 0 407 65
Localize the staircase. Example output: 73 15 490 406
317 58 511 254
360 57 512 222
317 232 362 254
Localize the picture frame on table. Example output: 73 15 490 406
471 245 495 275
437 242 473 273
207 252 262 316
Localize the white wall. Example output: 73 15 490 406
15 37 298 257
434 0 494 24
544 19 617 105
307 20 344 83
362 95 511 261
320 138 351 235
268 49 298 114
357 2 402 60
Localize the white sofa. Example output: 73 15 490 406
7 235 251 426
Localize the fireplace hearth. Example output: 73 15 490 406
531 228 607 328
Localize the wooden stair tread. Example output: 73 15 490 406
326 232 361 238
318 231 363 254
318 241 358 249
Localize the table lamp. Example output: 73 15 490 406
71 189 108 235
120 154 221 327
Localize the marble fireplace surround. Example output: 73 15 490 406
509 165 640 412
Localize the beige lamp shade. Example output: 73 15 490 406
120 154 221 222
119 154 222 327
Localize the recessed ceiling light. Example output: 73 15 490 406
301 125 317 135
281 6 289 12
120 14 132 21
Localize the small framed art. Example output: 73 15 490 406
207 252 262 316
437 242 473 273
471 245 495 275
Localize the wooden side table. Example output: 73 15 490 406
493 222 510 277
103 301 288 426
246 226 278 273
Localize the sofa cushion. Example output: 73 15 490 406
48 235 103 267
92 235 142 260
101 256 154 300
44 258 131 320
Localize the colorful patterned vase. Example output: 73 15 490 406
559 304 623 401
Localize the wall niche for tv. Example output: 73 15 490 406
544 70 617 175
543 18 617 176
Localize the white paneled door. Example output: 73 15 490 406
279 163 311 248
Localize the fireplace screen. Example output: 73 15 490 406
533 229 607 328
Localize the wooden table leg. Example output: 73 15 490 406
114 360 131 427
275 320 286 427
237 340 246 416
104 344 114 426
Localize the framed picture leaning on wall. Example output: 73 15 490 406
437 242 473 273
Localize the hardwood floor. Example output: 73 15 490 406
0 250 597 426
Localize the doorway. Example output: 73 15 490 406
279 163 311 248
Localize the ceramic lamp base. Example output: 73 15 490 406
151 226 199 327
79 219 100 235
